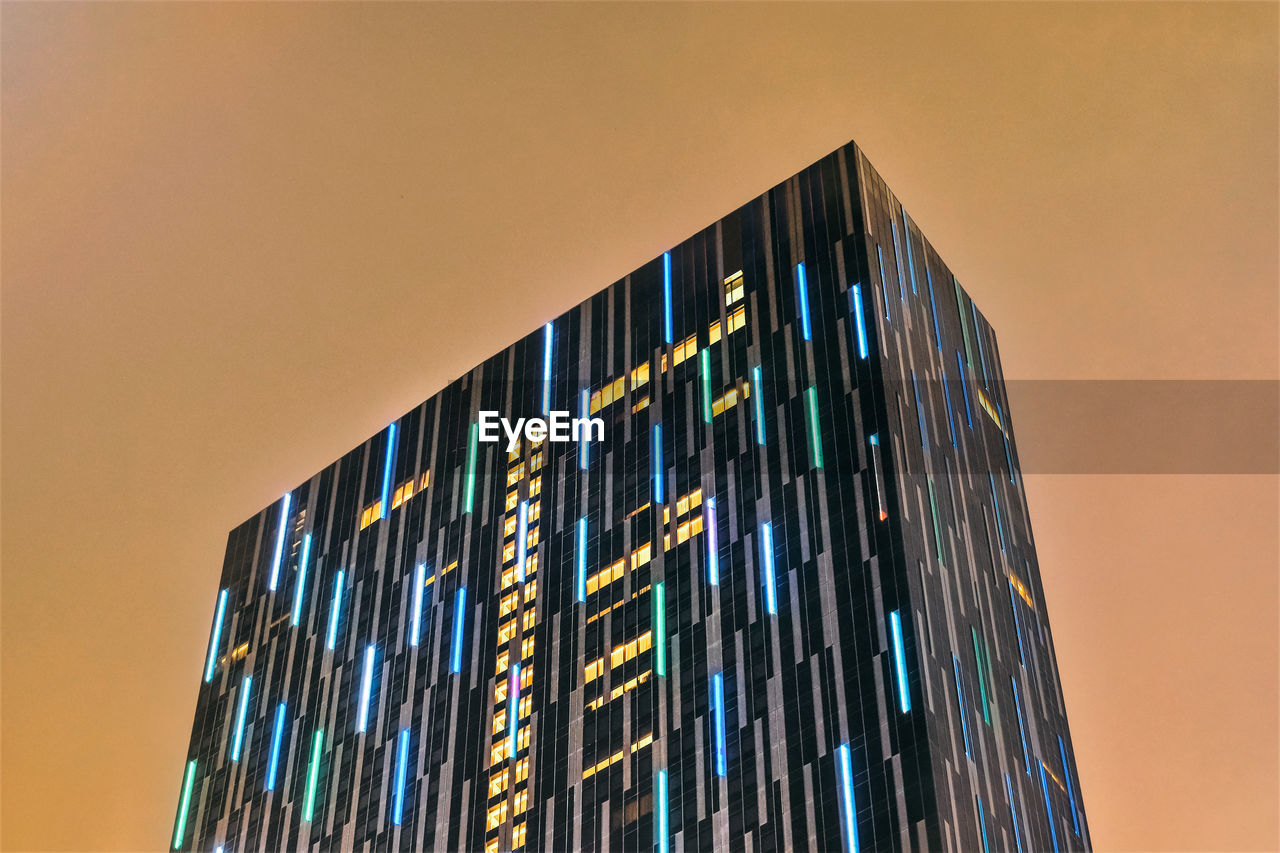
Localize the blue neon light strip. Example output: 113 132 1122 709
956 351 973 429
796 262 812 341
876 245 891 322
760 522 777 615
941 369 958 447
990 473 1007 552
752 366 766 445
450 588 466 674
836 743 860 853
266 702 286 791
291 533 312 627
1012 676 1031 773
911 371 929 452
515 500 529 582
380 422 396 520
653 424 664 504
663 252 673 345
706 497 719 586
1039 762 1061 853
656 769 669 853
1008 581 1027 666
410 564 426 647
952 655 972 758
230 675 251 761
392 728 410 825
1005 773 1024 853
926 268 942 350
204 589 228 683
972 302 990 388
977 796 991 853
542 322 554 414
852 284 869 359
579 389 590 469
326 570 344 651
712 673 727 777
576 517 587 603
1058 735 1081 835
508 663 521 752
889 610 911 713
900 208 918 294
357 644 376 733
268 492 292 591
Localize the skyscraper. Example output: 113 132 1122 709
176 139 1088 853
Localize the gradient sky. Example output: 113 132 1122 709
2 3 1276 851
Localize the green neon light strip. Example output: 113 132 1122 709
463 423 478 514
927 477 945 565
700 349 712 424
173 759 196 849
304 730 324 822
655 582 667 676
972 628 991 724
805 386 824 469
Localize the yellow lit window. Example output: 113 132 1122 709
497 619 517 645
505 490 519 512
631 362 650 388
518 695 532 720
420 470 431 490
518 726 530 750
507 442 522 461
631 542 652 569
522 610 536 632
515 757 530 783
502 565 518 590
502 541 516 563
486 839 500 853
590 376 627 414
672 333 698 367
1009 573 1036 609
664 489 703 524
582 732 654 779
494 680 508 704
495 650 510 675
504 515 518 536
585 658 604 683
487 768 509 798
709 319 723 344
725 270 744 305
230 642 249 663
586 559 625 597
523 579 538 603
529 475 542 497
391 479 415 509
490 742 507 767
485 801 508 831
711 382 750 418
506 463 526 487
499 591 520 618
521 636 536 660
632 396 651 414
608 630 652 670
727 304 746 334
492 709 507 736
360 502 382 530
586 669 653 711
512 822 527 848
514 788 528 816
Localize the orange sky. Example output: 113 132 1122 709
2 3 1276 851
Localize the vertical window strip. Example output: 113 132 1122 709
952 655 972 759
663 252 673 345
291 533 312 627
1008 581 1027 667
760 522 777 615
890 221 907 302
836 743 860 853
654 582 667 677
515 500 529 582
911 371 929 452
326 570 345 652
575 517 588 603
852 284 869 359
542 322 554 414
268 492 292 591
972 627 991 724
173 759 196 849
712 673 727 777
796 262 813 341
392 728 410 825
999 404 1015 483
926 268 942 350
990 473 1007 553
700 349 713 424
956 351 974 429
752 366 767 444
954 277 974 367
357 644 376 733
971 302 990 389
926 477 945 566
876 245 891 322
410 564 426 647
204 589 228 683
303 730 324 822
1012 676 1031 773
450 588 467 674
705 497 719 585
230 676 251 761
941 369 958 447
900 208 918 294
464 423 479 514
977 796 991 853
380 422 397 519
889 610 911 713
656 769 669 853
653 424 664 504
266 702 286 791
1005 773 1024 853
805 386 824 469
1039 761 1061 853
1058 735 1081 836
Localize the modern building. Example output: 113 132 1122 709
175 139 1089 853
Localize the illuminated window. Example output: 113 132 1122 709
582 732 655 779
487 769 509 798
505 463 526 487
726 304 747 334
711 382 750 418
230 641 249 663
663 489 703 524
497 620 517 645
495 650 509 675
631 362 650 388
505 490 519 512
420 470 430 490
522 579 537 602
515 757 529 783
513 788 529 815
491 710 507 736
521 636 535 660
609 630 652 669
485 801 508 831
512 822 527 848
499 591 519 617
631 396 650 414
359 501 382 530
724 270 744 305
586 670 652 711
672 332 699 368
708 319 722 344
391 478 415 509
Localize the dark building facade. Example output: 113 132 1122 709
175 140 1089 853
